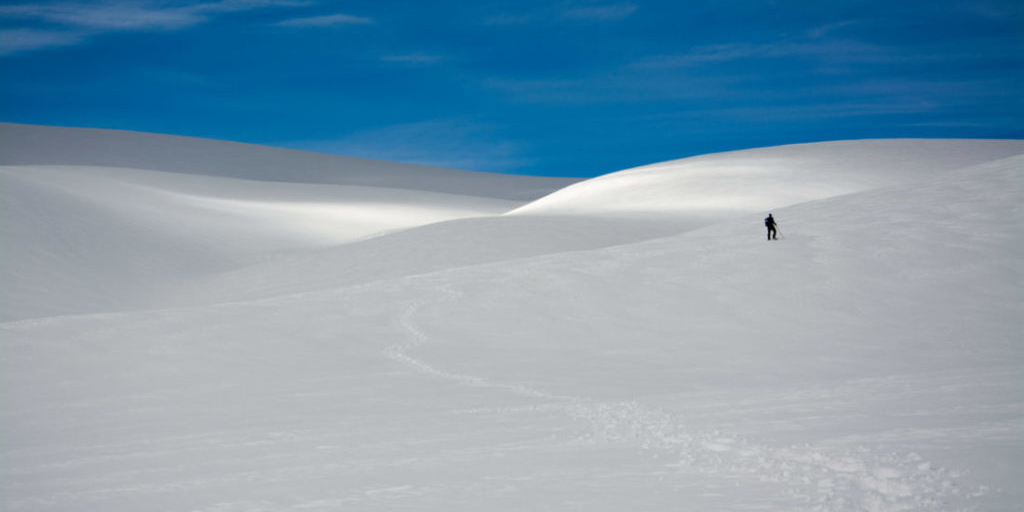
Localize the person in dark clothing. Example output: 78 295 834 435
764 213 777 240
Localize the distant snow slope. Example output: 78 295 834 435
0 123 576 199
2 125 1022 512
0 124 576 320
511 139 1024 216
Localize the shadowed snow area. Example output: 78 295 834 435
1 124 1022 511
0 122 574 199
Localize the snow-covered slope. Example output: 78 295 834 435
2 125 1022 512
0 124 577 320
0 123 575 199
511 139 1024 216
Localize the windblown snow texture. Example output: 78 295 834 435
2 123 1022 511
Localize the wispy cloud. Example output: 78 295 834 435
274 13 372 27
197 0 311 13
485 72 738 104
0 0 309 55
483 13 537 26
806 20 858 39
486 2 638 25
379 53 445 66
0 28 86 56
0 1 203 30
631 41 900 69
562 3 638 21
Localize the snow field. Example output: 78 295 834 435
2 124 1022 511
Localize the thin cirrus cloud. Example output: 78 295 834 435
0 1 203 30
486 2 638 25
379 53 445 65
0 0 310 54
0 28 87 55
562 3 638 21
630 41 901 68
274 13 373 27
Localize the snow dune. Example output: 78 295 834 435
2 123 1022 511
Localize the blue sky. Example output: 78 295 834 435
2 0 1022 176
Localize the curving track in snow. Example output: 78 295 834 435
387 282 990 512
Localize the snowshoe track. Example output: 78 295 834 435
385 285 991 511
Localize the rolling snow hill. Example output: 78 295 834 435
510 139 1024 215
1 124 1022 512
0 122 574 199
0 123 577 320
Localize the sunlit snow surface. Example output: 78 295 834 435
2 123 1023 511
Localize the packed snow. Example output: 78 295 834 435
2 123 1022 511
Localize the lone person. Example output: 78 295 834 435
764 213 778 240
